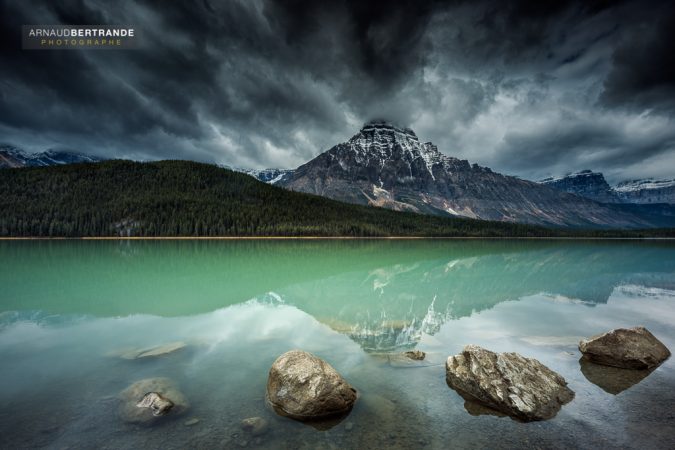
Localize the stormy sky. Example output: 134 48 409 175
1 0 674 183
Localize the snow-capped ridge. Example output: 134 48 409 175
0 146 103 168
0 145 30 157
222 165 295 184
614 178 675 192
540 170 675 204
539 169 599 184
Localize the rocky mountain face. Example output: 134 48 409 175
613 179 675 204
539 170 620 203
540 171 675 205
0 145 102 168
279 121 652 228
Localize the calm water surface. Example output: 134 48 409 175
1 239 674 449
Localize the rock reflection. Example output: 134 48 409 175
291 412 352 431
463 399 508 418
579 357 655 395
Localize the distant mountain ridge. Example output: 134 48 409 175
540 170 675 204
278 121 654 228
539 170 619 203
614 178 675 204
0 145 103 168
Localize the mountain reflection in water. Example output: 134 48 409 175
2 240 674 352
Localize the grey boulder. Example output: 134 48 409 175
446 345 574 421
266 350 357 421
579 326 671 369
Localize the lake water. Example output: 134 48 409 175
1 239 674 449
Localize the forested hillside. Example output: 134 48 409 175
0 160 672 237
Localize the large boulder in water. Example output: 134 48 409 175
579 327 671 369
118 377 189 424
445 345 574 421
266 350 357 421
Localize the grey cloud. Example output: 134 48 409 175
0 0 673 181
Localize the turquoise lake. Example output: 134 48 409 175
1 239 674 449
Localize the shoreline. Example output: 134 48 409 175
1 236 674 241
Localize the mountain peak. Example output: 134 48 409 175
358 120 418 141
278 122 659 227
343 121 450 180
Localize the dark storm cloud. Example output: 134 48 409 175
600 5 675 114
0 0 673 181
263 0 435 91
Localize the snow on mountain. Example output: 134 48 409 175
339 120 471 183
540 171 675 205
219 165 294 184
0 145 103 168
614 179 675 192
0 145 31 168
613 178 675 204
238 168 294 184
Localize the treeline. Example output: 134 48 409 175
0 160 673 238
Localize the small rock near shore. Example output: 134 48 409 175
446 345 574 421
118 377 189 424
403 350 426 361
136 392 173 416
266 350 357 421
579 326 671 370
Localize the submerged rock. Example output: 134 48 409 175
118 377 189 424
520 335 583 347
240 417 269 436
266 350 357 422
370 350 431 368
360 393 397 423
116 341 187 360
579 327 671 369
445 345 574 421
